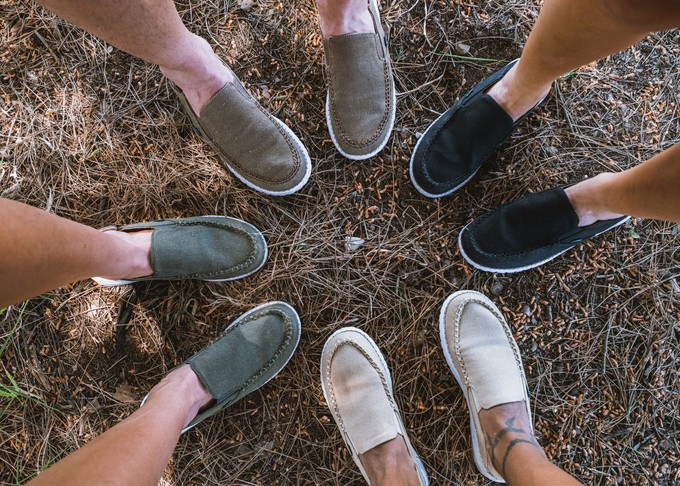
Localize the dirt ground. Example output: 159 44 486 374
1 0 678 484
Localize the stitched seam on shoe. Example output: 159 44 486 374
199 309 293 402
452 298 525 389
324 338 397 451
184 88 301 184
464 203 610 258
235 309 293 393
327 54 392 148
133 220 259 279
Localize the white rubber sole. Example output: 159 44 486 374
325 0 397 161
320 326 429 485
91 215 269 286
458 216 631 274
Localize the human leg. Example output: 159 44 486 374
0 198 266 308
27 365 211 486
488 0 680 121
411 0 680 197
28 301 301 485
36 0 230 114
35 0 312 195
321 327 428 485
565 143 680 225
440 291 581 484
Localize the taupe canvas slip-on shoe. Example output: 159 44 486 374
92 216 267 286
141 301 301 434
174 74 311 196
323 0 396 160
321 327 429 485
439 291 531 483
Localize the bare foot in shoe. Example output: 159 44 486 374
486 61 551 122
159 34 234 113
564 173 625 226
100 229 153 279
360 436 421 486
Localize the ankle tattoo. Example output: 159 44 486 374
486 416 543 478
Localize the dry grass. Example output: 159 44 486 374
1 0 679 484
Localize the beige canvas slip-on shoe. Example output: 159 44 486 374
439 290 532 483
321 327 429 485
173 66 311 196
323 0 396 160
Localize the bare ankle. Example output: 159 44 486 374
479 401 546 480
317 0 374 38
101 229 153 279
148 365 213 428
360 436 420 486
565 173 624 226
159 34 233 113
486 63 551 122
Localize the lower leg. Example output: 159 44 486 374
565 142 680 225
488 0 680 121
0 198 152 308
479 402 581 486
27 365 212 486
316 0 374 38
359 436 421 486
35 0 232 112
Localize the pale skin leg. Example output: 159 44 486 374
316 0 374 38
0 198 153 309
27 365 212 486
483 0 680 227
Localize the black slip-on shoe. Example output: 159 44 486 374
458 187 630 273
410 59 543 198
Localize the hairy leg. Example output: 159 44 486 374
488 0 680 121
36 0 233 113
479 402 581 486
27 365 212 486
0 198 152 308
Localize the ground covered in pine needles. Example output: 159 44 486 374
1 0 678 484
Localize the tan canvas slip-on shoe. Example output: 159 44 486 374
439 290 531 483
174 70 311 196
323 0 396 160
321 327 429 485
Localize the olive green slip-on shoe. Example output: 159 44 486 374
142 301 301 434
92 215 267 287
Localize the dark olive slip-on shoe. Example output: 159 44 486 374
92 216 267 286
175 75 311 196
323 0 396 160
458 187 629 273
410 59 544 198
141 302 301 434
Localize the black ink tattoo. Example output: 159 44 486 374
485 415 542 478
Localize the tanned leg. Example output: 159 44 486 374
479 402 581 486
35 0 233 113
565 143 680 225
0 198 152 308
27 366 212 486
487 0 680 121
